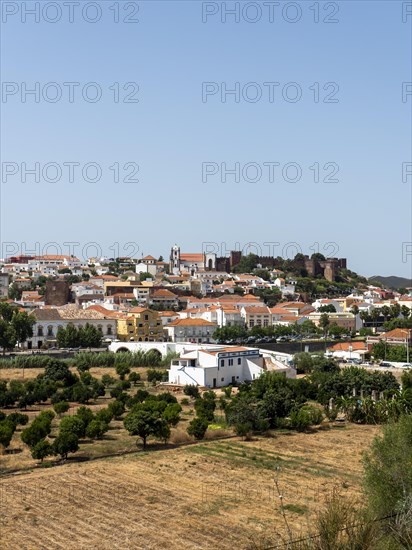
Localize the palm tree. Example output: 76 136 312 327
371 308 381 329
381 305 391 322
390 303 401 319
360 310 370 326
401 305 411 319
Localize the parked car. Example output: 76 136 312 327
400 363 412 369
380 362 392 368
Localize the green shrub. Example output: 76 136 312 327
86 419 108 440
53 401 70 416
59 416 86 438
187 417 208 440
108 400 125 419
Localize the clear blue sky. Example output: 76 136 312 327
1 1 411 278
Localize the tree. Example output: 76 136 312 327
363 414 412 519
225 395 268 436
311 253 326 261
6 412 29 426
116 364 131 380
101 374 116 387
123 405 168 449
213 325 248 342
253 269 271 281
139 272 153 282
0 421 14 449
401 305 411 319
147 369 168 384
0 319 17 354
0 303 35 352
95 408 113 424
12 311 35 346
86 420 108 440
232 253 259 273
44 359 74 384
319 313 330 335
53 401 70 417
233 285 245 295
21 421 50 448
290 405 323 432
162 403 182 426
293 352 314 374
318 304 337 313
57 324 79 348
8 282 22 301
401 370 412 390
108 400 125 419
255 287 282 308
31 439 53 462
194 396 216 422
77 323 102 348
76 406 95 427
128 372 141 385
187 417 208 440
52 432 79 459
328 323 348 338
296 319 319 337
59 416 86 438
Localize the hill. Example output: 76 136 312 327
368 275 412 290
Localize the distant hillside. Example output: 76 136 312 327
368 275 412 290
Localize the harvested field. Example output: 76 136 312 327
0 423 380 550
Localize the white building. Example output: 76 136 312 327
311 298 343 312
168 346 264 388
216 306 243 327
274 277 296 296
26 305 117 349
135 255 158 278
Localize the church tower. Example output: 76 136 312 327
170 245 181 274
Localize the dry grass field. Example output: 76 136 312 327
0 423 380 550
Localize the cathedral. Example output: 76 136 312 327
169 245 216 275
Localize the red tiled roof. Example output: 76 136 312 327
152 289 178 298
166 318 216 327
328 342 367 351
180 253 203 263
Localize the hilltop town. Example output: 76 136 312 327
0 245 411 366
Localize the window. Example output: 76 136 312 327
249 320 255 327
237 358 241 365
144 315 149 321
221 377 224 382
228 359 233 366
37 325 43 337
220 359 225 367
107 326 112 335
47 325 53 337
